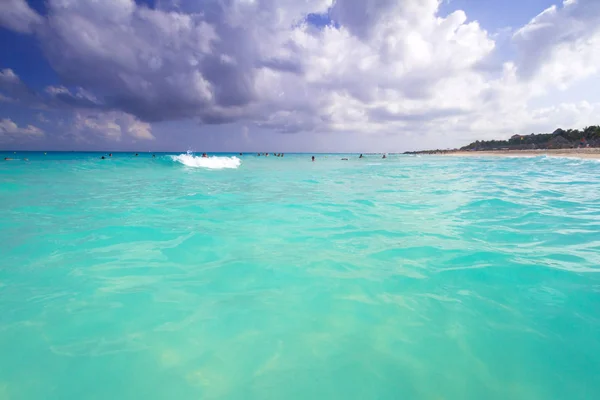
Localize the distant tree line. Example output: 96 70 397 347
404 126 600 154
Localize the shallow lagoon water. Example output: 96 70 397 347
1 152 599 399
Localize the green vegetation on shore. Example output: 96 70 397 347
405 126 600 154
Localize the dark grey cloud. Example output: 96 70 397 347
257 58 304 75
329 0 398 38
256 110 324 134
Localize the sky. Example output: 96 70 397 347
1 0 600 152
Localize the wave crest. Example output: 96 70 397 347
170 154 241 169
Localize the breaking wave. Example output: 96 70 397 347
170 153 241 169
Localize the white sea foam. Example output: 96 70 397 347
171 154 241 169
536 155 600 163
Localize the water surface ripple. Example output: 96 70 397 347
1 152 599 399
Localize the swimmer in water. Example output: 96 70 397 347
101 156 105 159
312 156 315 162
359 154 363 158
382 154 387 159
4 157 12 160
152 154 156 158
202 153 207 158
341 158 348 160
135 153 138 156
109 153 112 157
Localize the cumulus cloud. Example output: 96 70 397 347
513 0 600 90
0 0 599 147
526 101 600 132
45 85 104 109
2 0 497 130
0 68 154 142
0 118 44 139
0 68 40 105
71 111 154 142
0 0 42 34
0 70 105 110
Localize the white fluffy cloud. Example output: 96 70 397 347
0 0 599 147
526 101 600 132
0 118 44 139
513 0 600 90
71 111 154 142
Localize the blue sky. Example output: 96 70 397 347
440 0 560 31
1 0 599 151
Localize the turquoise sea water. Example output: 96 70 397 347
1 151 600 399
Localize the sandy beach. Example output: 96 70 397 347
441 148 600 159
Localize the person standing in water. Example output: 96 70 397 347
359 154 363 158
312 156 315 162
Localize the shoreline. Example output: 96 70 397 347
437 148 600 159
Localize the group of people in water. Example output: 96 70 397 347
4 152 387 161
255 153 284 157
333 154 387 161
4 157 27 161
359 153 386 159
186 152 386 161
4 152 28 161
195 152 387 162
100 153 157 159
